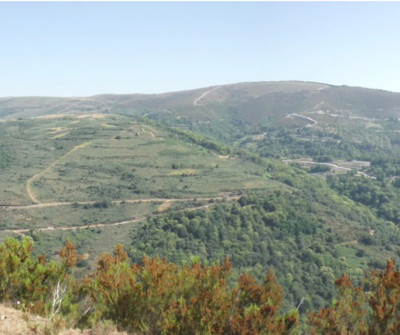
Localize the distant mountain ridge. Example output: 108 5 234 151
2 81 400 123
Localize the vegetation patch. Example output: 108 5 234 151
168 169 197 176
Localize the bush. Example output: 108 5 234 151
0 238 81 315
84 246 299 334
308 260 400 335
92 200 112 209
4 237 400 334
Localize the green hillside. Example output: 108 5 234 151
0 113 274 229
2 81 400 314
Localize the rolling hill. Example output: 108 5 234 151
2 81 400 311
2 81 400 122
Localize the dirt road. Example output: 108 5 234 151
0 195 240 211
285 113 318 127
193 86 221 106
2 196 240 234
26 141 92 204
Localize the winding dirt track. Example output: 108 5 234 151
10 122 242 235
26 141 92 204
25 122 159 205
285 113 318 127
1 196 240 234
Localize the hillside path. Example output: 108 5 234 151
193 86 221 106
285 113 318 127
26 141 92 204
312 101 325 110
0 195 241 211
2 196 240 234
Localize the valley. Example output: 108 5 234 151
2 81 400 313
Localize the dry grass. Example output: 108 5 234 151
157 201 172 213
168 169 197 176
52 132 71 140
0 304 127 335
76 114 106 119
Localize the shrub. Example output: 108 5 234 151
0 237 80 315
83 246 299 334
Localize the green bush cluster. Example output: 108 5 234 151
0 237 80 315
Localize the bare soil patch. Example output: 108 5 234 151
0 304 127 335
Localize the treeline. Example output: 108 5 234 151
146 112 244 143
141 115 400 184
168 126 231 155
139 117 269 165
2 237 400 334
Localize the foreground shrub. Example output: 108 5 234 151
4 237 400 334
0 237 61 313
308 259 400 335
0 237 81 316
83 244 299 334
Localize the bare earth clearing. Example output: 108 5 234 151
0 304 126 335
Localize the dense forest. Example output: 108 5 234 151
128 188 400 312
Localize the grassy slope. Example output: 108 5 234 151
0 114 279 264
0 112 399 256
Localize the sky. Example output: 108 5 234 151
1 2 400 97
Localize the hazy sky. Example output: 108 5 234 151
1 2 400 97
